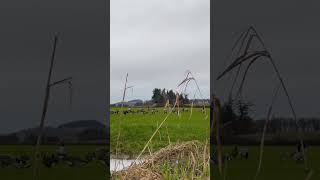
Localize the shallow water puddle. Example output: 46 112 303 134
110 159 144 173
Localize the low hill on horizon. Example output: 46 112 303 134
0 120 108 144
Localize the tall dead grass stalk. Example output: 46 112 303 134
255 83 280 179
216 27 310 177
114 73 133 173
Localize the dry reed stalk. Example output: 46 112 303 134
165 99 169 110
32 35 71 180
188 101 194 121
305 169 313 180
255 83 280 180
223 159 228 180
213 97 223 176
147 146 152 156
117 71 209 179
217 26 309 173
177 93 180 118
32 35 73 180
114 73 133 173
188 94 196 121
166 125 171 145
156 121 162 141
136 71 208 162
178 71 208 120
203 139 209 174
135 96 178 162
32 35 58 180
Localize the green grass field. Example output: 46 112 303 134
211 146 320 180
0 145 109 180
110 107 210 156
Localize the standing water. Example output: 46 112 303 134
110 159 144 173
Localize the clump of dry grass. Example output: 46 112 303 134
112 140 209 180
113 168 162 180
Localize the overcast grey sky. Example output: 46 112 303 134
0 0 107 133
111 0 210 103
212 0 320 119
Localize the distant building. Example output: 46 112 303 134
190 99 210 106
112 99 143 107
144 100 156 106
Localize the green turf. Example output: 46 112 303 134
110 107 210 156
0 145 109 180
211 146 320 180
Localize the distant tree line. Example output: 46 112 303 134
219 98 320 135
210 98 320 145
151 88 190 106
255 117 320 134
219 98 255 135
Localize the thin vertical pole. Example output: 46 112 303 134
32 35 58 180
114 73 128 172
121 73 129 108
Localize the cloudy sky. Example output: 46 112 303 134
111 0 210 103
212 0 320 119
0 0 107 133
